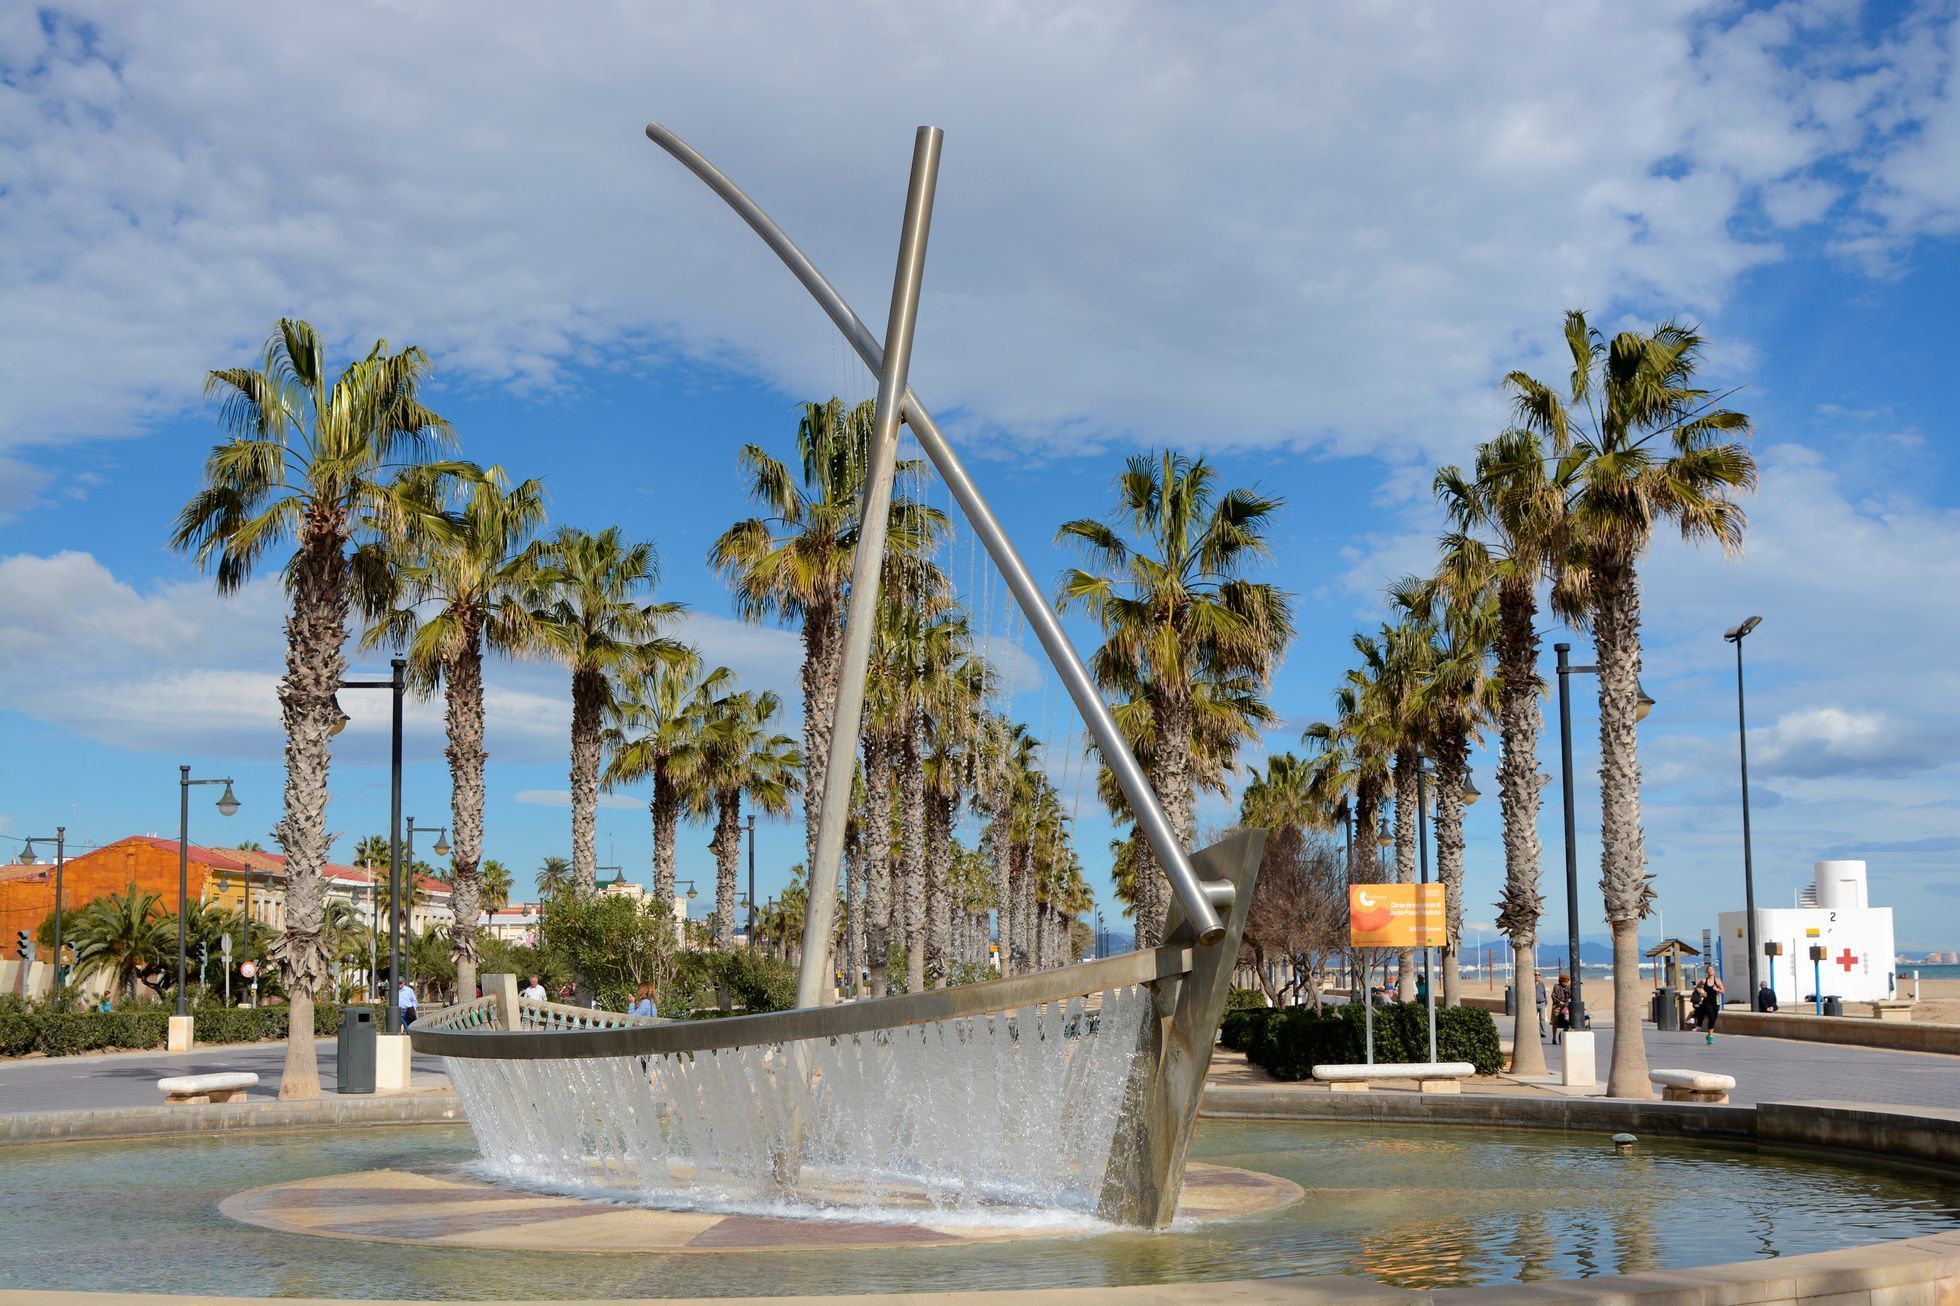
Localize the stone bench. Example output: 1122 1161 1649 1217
1650 1068 1735 1103
1312 1062 1476 1094
158 1072 259 1104
1870 1000 1914 1022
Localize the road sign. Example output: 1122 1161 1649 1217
220 933 233 957
1349 883 1446 948
240 960 258 979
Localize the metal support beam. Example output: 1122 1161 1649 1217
794 125 941 1009
644 122 1227 950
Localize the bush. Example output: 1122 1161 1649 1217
672 949 798 1016
1243 1002 1502 1079
1219 1007 1278 1053
1225 986 1269 1012
0 994 333 1058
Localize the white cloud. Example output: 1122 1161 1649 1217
1 1 1951 478
675 612 802 702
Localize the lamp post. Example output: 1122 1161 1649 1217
1725 615 1764 1008
745 813 758 950
404 817 450 997
336 658 406 1031
177 769 240 1016
1553 641 1655 1031
20 829 65 995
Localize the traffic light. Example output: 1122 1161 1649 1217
197 941 209 967
14 930 31 961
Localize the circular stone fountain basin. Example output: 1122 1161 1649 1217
3 1119 1959 1298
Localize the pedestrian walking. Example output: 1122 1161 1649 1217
629 982 659 1019
1534 972 1548 1039
521 975 547 1002
396 978 418 1028
1550 975 1572 1045
1701 970 1726 1044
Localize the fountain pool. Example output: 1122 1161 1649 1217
3 1118 1957 1299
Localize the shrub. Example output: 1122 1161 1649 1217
672 949 798 1016
1219 1007 1277 1053
1225 986 1269 1012
1244 1002 1502 1079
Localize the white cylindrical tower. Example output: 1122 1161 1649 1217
1813 860 1868 910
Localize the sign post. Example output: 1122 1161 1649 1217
1350 884 1447 1063
220 933 233 1006
1809 944 1826 1014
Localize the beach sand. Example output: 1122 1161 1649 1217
1907 976 1960 1024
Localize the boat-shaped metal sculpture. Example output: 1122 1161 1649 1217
411 124 1262 1230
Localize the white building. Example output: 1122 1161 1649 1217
1718 860 1898 1006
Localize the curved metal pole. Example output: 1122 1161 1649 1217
643 122 1227 946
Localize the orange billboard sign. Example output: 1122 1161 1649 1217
1349 883 1446 948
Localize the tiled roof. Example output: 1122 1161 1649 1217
120 836 253 871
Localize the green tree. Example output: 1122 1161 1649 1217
535 856 572 899
538 893 678 1012
1434 426 1581 1075
172 317 453 1098
1507 311 1755 1097
478 859 514 915
67 885 173 1002
361 464 548 1001
676 689 800 950
527 526 689 898
604 660 731 905
1057 451 1293 946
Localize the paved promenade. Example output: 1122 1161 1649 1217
0 1038 449 1114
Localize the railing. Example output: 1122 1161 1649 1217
419 994 501 1032
410 944 1192 1061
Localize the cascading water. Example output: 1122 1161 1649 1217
446 985 1153 1225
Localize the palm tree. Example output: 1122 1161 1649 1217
922 644 992 986
1057 451 1293 945
172 317 453 1098
1347 618 1434 1001
535 856 573 899
527 526 690 898
709 398 943 884
1434 426 1580 1074
676 689 801 949
1508 311 1755 1096
479 860 514 914
604 660 731 904
1395 578 1499 1009
67 884 173 1002
351 835 390 870
360 464 547 1001
234 840 265 852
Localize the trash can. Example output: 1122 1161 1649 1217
1504 984 1515 1016
1654 989 1680 1031
336 1006 377 1094
1823 995 1844 1017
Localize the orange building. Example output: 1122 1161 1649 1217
0 836 250 954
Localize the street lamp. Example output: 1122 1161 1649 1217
404 817 449 996
745 813 758 950
1553 642 1656 1031
1726 615 1764 1008
178 768 240 1016
339 658 406 1031
19 828 65 994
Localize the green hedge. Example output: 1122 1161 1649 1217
0 995 342 1058
1225 986 1269 1012
1231 1002 1501 1079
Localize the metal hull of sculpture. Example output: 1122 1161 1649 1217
411 123 1262 1230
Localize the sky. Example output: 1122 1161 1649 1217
2 1 1957 953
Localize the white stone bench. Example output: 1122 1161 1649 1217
158 1072 259 1104
1312 1062 1477 1094
1869 1000 1914 1023
1649 1068 1735 1103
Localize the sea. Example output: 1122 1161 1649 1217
1901 963 1960 981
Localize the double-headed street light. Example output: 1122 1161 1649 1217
19 828 66 993
1553 642 1655 1030
338 658 407 1031
178 768 240 1016
1725 616 1764 1007
404 817 450 996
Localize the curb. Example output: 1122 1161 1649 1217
0 1091 465 1145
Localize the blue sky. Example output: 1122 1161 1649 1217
3 2 1957 951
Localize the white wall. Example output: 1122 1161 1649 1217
1717 905 1898 1005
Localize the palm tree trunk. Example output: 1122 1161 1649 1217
1392 750 1418 1002
712 793 741 949
925 792 953 987
568 667 603 898
1131 839 1163 949
1014 840 1036 972
1145 689 1196 949
446 627 486 1001
800 596 843 884
651 768 680 904
1495 580 1548 1077
863 734 894 996
900 728 927 994
271 527 346 1101
1594 562 1654 1098
844 839 863 996
992 787 1016 975
1434 747 1467 1008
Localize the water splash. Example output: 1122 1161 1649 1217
446 985 1151 1225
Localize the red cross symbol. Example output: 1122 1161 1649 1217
1836 948 1858 972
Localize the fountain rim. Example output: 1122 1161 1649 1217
408 944 1193 1061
